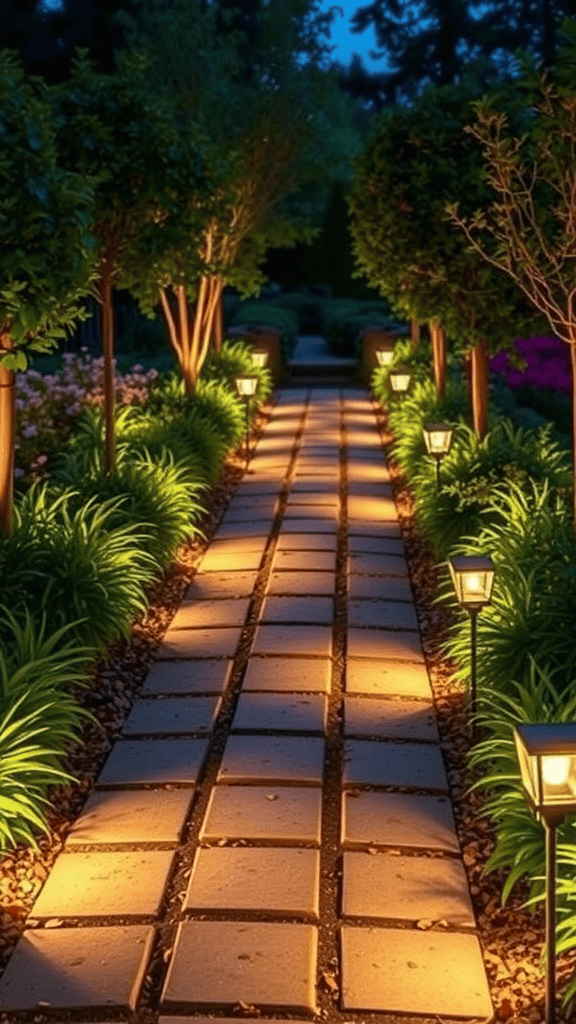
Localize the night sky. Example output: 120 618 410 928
321 0 381 69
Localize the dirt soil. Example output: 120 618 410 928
0 398 575 1024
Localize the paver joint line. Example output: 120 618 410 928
0 379 492 1022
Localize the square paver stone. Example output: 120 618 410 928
272 549 336 573
66 788 193 846
214 522 275 540
267 571 335 597
343 739 448 792
347 464 391 485
283 508 339 525
142 659 232 695
218 735 324 785
342 851 475 926
342 791 459 853
347 630 424 663
340 926 492 1017
232 694 327 733
185 847 320 917
201 785 322 844
251 624 332 658
346 658 432 698
291 479 340 494
344 698 438 742
261 596 334 626
276 533 337 552
123 697 220 736
347 552 407 576
348 496 397 522
348 600 419 631
96 738 209 787
31 850 174 918
198 549 264 573
348 533 403 555
276 518 337 534
348 575 413 602
0 925 154 1011
348 520 405 541
169 599 250 629
162 920 318 1013
184 572 257 599
243 657 331 693
157 627 242 660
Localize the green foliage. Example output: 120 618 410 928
387 376 469 481
231 302 300 359
54 442 206 567
0 610 93 850
0 485 158 649
414 420 572 559
371 337 433 403
0 51 97 367
320 298 401 355
202 341 273 403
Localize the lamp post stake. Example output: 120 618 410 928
245 396 250 466
469 607 478 720
545 818 557 1024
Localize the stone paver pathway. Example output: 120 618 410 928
0 387 493 1021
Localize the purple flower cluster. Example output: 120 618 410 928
490 336 572 394
14 350 159 485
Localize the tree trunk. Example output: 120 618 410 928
470 340 489 440
212 284 224 352
430 323 447 399
0 359 15 538
410 318 420 350
571 341 576 529
100 263 116 475
565 342 569 528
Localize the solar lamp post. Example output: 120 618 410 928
423 422 454 489
388 366 412 400
235 374 259 466
251 347 268 369
448 555 496 720
514 723 576 1024
375 343 395 367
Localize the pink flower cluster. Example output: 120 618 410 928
14 349 158 485
490 336 572 394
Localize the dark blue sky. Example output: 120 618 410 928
321 0 381 69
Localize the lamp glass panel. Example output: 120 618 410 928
389 371 411 393
460 570 492 604
376 347 394 366
423 424 453 456
251 349 268 368
235 376 259 397
514 724 576 813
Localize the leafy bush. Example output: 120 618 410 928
202 341 272 405
231 301 299 359
414 420 571 560
0 611 93 850
265 291 324 332
371 337 433 403
0 485 158 650
387 376 469 483
319 298 399 355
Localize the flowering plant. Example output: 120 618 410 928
14 350 158 486
490 336 572 394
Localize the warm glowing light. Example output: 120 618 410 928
251 348 268 368
542 755 572 787
423 422 454 458
449 555 496 610
389 367 411 393
375 345 394 366
235 375 259 397
463 573 482 594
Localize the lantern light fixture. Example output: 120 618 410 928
235 374 259 465
375 343 395 367
514 723 576 1024
388 365 412 395
251 347 268 369
423 422 454 489
448 554 496 723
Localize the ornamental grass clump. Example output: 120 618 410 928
0 610 93 850
415 419 571 560
0 485 158 650
442 481 576 704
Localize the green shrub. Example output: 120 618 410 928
0 485 158 650
265 291 323 331
387 377 469 483
371 337 433 402
414 420 571 560
319 298 400 355
231 302 299 359
0 611 93 850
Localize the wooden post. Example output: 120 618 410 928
0 359 15 538
470 340 489 440
100 264 116 475
410 318 421 349
431 323 447 399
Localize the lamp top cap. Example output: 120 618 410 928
449 554 495 573
515 722 576 755
236 373 259 382
389 364 410 373
424 421 453 432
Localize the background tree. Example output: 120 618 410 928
348 78 537 434
52 51 210 466
350 0 576 102
0 53 96 536
449 24 576 522
120 0 358 392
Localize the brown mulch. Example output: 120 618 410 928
0 395 575 1024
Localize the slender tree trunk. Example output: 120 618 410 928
100 262 116 475
0 357 15 538
212 283 224 352
565 342 569 528
571 341 576 529
470 339 489 440
430 323 447 399
410 318 420 350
